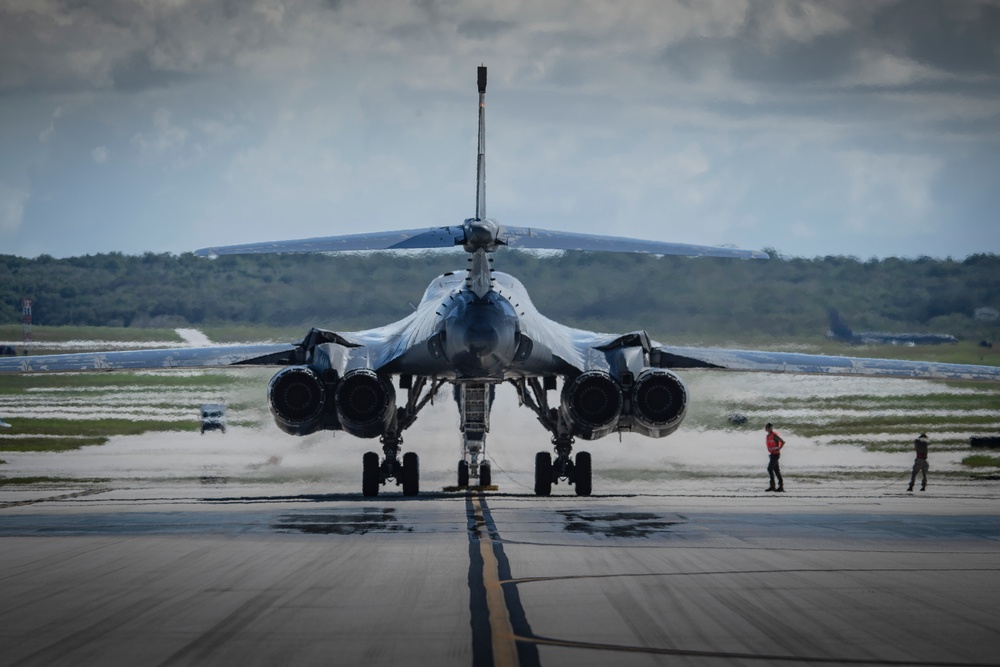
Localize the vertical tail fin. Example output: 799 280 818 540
475 65 487 221
828 308 854 340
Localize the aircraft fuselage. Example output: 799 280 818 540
440 290 521 377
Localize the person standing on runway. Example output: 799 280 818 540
765 422 785 492
907 433 930 492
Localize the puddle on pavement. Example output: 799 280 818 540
558 510 683 538
273 507 414 535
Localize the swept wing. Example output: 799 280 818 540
0 343 297 373
653 345 1000 382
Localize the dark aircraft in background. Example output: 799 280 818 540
2 67 999 497
828 308 957 346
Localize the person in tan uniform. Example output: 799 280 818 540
907 433 930 492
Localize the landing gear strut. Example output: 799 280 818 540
455 383 495 488
512 377 594 496
360 376 444 497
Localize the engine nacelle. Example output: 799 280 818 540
629 368 688 438
560 370 623 440
335 369 396 439
268 366 327 436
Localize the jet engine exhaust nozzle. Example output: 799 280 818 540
561 370 623 440
630 368 688 438
268 366 326 436
335 369 396 439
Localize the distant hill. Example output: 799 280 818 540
2 251 999 342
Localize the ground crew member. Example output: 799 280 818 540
907 433 930 492
765 422 785 492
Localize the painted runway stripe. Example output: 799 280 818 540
514 634 994 667
467 492 539 667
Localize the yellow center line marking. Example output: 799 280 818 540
472 493 520 667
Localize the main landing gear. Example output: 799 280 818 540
510 377 593 496
363 435 419 497
360 376 445 498
534 435 591 497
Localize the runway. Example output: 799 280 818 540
2 481 1000 667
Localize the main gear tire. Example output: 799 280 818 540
479 461 492 487
402 451 420 496
534 452 553 496
574 451 592 497
362 451 380 497
458 460 470 488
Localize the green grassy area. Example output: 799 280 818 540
775 417 998 439
1 324 182 343
0 366 266 456
2 323 304 346
962 454 1000 468
1 418 200 438
762 393 1000 411
0 371 238 394
6 325 998 367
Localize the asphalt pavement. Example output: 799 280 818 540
2 479 999 667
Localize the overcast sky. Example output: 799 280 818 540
1 0 998 260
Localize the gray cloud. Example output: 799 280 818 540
0 0 998 258
0 181 28 233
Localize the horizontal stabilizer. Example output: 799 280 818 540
196 224 767 260
195 227 468 256
499 226 769 259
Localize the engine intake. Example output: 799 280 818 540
561 370 623 440
268 366 326 436
630 368 688 437
335 369 396 439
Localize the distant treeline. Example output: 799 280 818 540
2 251 999 341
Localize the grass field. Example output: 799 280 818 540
1 367 269 456
0 324 183 343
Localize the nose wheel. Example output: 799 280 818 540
456 456 492 488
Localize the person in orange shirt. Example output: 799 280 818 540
764 422 785 492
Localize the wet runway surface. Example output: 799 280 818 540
2 484 1000 667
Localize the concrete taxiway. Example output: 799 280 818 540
2 480 1000 667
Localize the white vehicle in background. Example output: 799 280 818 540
199 403 227 434
0 417 10 428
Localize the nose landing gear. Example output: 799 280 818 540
454 383 496 490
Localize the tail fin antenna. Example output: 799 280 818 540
475 65 487 221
